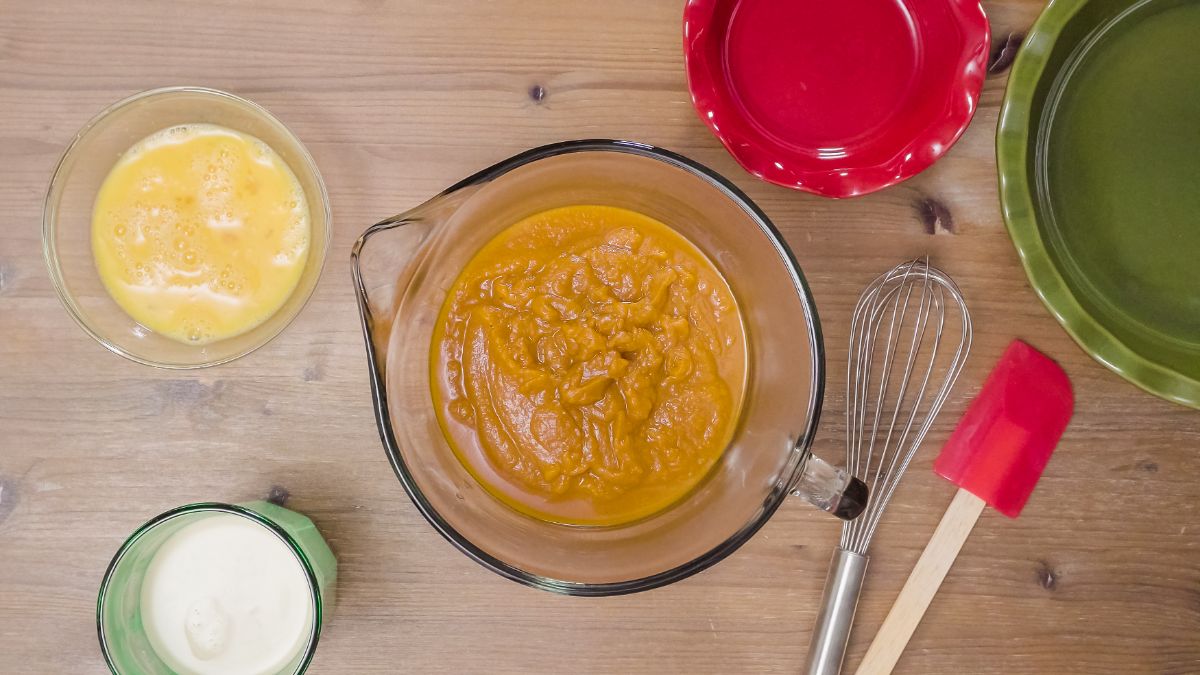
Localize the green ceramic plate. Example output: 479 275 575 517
997 0 1200 408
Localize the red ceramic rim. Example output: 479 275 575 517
683 0 990 198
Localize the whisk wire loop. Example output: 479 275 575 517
840 259 972 554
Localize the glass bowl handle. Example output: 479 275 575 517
790 453 869 520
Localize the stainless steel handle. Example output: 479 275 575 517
804 547 869 675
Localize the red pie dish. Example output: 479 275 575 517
683 0 990 198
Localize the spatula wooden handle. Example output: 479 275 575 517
855 488 986 675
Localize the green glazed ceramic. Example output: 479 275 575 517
998 0 1200 408
97 502 336 675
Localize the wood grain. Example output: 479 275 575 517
857 489 988 675
1 1 1197 673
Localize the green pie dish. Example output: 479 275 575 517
998 0 1200 408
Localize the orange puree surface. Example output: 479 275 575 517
431 205 746 526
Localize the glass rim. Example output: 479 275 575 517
42 85 333 369
96 502 323 675
353 138 826 596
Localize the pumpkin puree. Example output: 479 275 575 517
431 205 746 526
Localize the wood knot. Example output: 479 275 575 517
1134 459 1159 473
160 379 226 404
1035 559 1059 591
989 32 1025 76
528 84 546 104
158 379 228 425
0 261 12 295
302 365 321 382
0 476 17 526
266 485 290 507
914 197 955 235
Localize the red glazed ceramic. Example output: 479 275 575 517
683 0 990 198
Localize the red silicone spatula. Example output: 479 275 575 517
856 340 1073 674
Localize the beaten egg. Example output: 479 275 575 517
91 124 310 345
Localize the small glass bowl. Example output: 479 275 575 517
43 86 331 368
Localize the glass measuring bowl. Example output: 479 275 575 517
352 140 866 595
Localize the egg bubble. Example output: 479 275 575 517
249 139 273 164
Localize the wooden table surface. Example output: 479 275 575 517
2 1 1198 673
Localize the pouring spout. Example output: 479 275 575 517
791 454 869 520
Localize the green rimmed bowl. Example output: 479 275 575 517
997 0 1200 408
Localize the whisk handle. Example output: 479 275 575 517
804 547 869 675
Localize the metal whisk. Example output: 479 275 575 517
804 259 972 675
